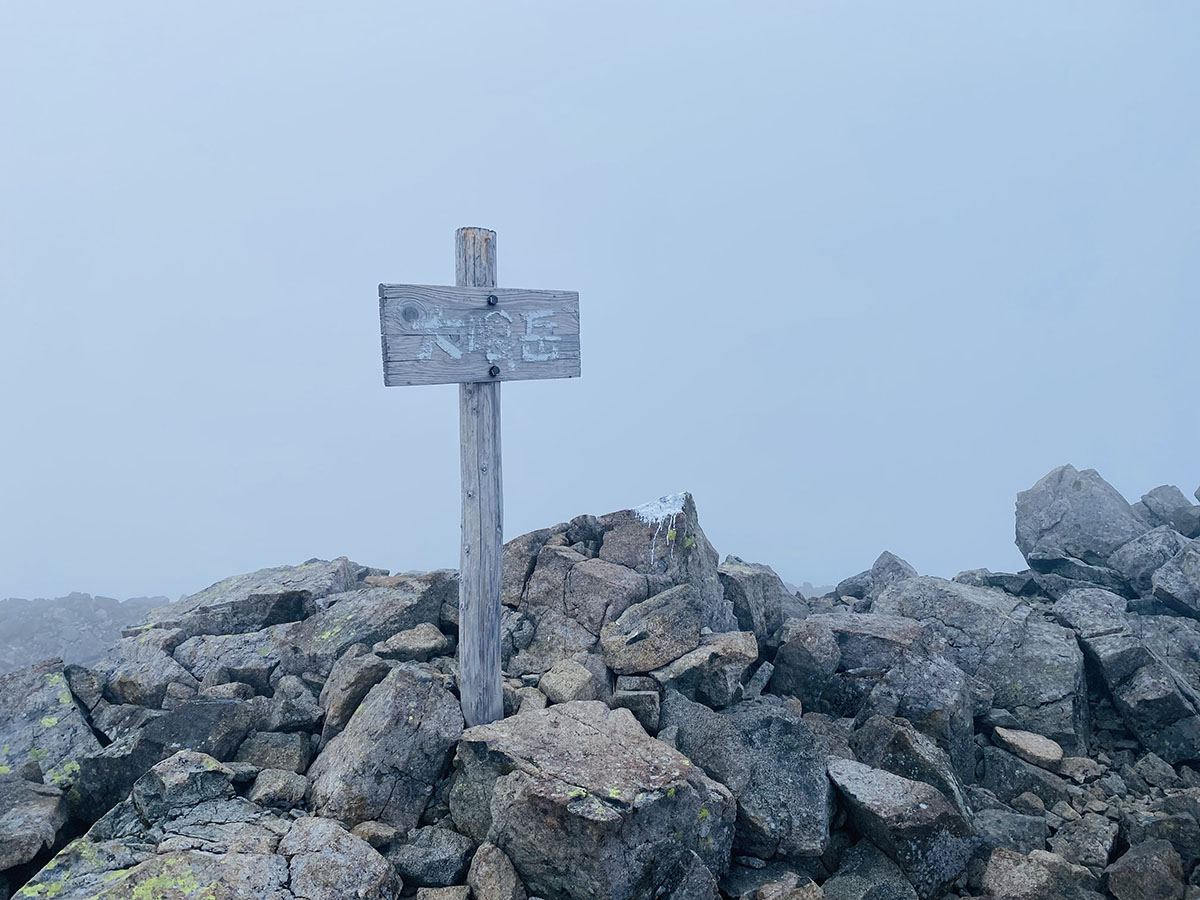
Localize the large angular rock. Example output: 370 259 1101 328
979 746 1073 808
92 629 198 709
827 759 974 899
1141 486 1195 529
835 551 918 604
308 664 462 831
1054 589 1200 764
821 840 918 900
875 577 1088 752
980 848 1102 900
171 624 290 695
1152 539 1200 619
600 585 702 674
849 715 969 817
450 701 734 900
0 659 103 789
1104 840 1184 900
769 618 840 710
17 751 400 900
1048 812 1117 874
650 631 757 708
718 556 795 646
0 775 68 872
387 825 475 887
596 493 735 633
276 573 449 678
1110 527 1191 598
130 557 371 639
662 692 832 860
503 544 598 676
1015 465 1148 567
857 651 980 782
318 644 392 745
72 697 255 822
467 842 527 900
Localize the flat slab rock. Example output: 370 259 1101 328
450 700 735 900
130 557 371 639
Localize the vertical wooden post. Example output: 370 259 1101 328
456 227 504 726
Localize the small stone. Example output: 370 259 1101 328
538 659 599 704
1051 800 1081 822
1133 753 1181 790
1057 757 1104 784
387 825 476 887
993 727 1064 770
247 768 307 808
352 820 399 850
373 622 450 662
1011 792 1046 816
468 841 527 900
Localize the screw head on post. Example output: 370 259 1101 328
487 294 498 306
488 365 500 377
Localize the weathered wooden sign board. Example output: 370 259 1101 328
379 285 580 386
378 228 580 726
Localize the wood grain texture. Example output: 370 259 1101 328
379 284 580 386
455 227 504 727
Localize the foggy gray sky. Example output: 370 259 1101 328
2 4 1198 602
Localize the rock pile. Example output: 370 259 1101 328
2 474 1199 899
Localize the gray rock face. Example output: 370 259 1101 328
72 697 255 823
858 651 980 783
308 665 462 831
1104 840 1184 900
980 746 1073 808
450 701 735 900
1109 527 1191 598
0 659 103 790
821 840 919 900
650 631 757 708
277 574 449 678
972 807 1048 857
373 622 450 662
595 493 734 633
318 644 392 745
500 494 730 678
234 730 311 774
1054 589 1200 764
132 557 370 639
1152 539 1200 619
849 715 968 817
1141 486 1195 528
875 577 1088 752
600 585 702 675
92 629 198 709
171 624 290 695
17 751 400 900
467 842 527 900
387 825 475 887
0 775 67 872
662 692 832 860
827 759 974 899
718 556 794 646
769 618 840 709
835 551 918 604
1015 465 1148 566
980 848 1102 900
1048 812 1117 874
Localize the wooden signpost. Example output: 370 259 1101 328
379 227 580 726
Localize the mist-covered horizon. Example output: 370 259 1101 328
3 4 1197 603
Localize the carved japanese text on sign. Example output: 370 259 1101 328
379 284 581 386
